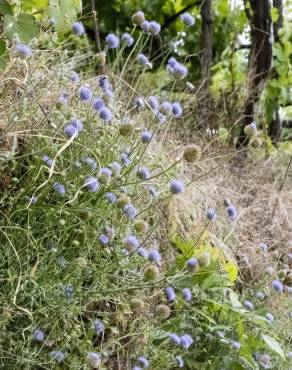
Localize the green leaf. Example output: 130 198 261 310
0 39 9 70
49 0 81 33
262 334 286 360
271 7 279 22
4 13 39 43
0 0 13 15
22 0 48 11
224 261 238 282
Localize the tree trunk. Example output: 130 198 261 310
199 0 214 128
268 0 283 142
239 0 272 146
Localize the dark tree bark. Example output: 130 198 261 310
268 0 284 142
238 0 272 146
199 0 214 128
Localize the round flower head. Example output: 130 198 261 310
148 249 162 263
180 12 195 26
83 157 97 171
137 53 150 66
106 192 117 203
148 96 159 111
137 247 148 258
123 235 140 251
86 352 101 368
149 186 159 197
101 167 112 177
165 287 176 301
98 76 110 91
172 102 183 117
168 61 188 79
111 161 122 176
180 334 193 349
227 205 238 220
33 329 44 342
43 155 53 167
70 71 80 83
243 300 254 310
134 96 145 109
141 130 153 143
27 195 38 205
144 265 159 280
182 288 192 302
123 204 137 219
119 122 134 137
155 304 171 319
84 176 100 192
57 92 69 105
121 152 130 166
132 367 142 370
183 144 201 162
168 57 178 68
92 97 105 111
272 279 283 293
138 356 149 368
99 107 112 122
53 182 66 196
79 85 92 102
72 21 85 35
137 167 150 180
16 43 32 57
187 257 199 271
170 179 185 194
255 291 265 300
260 354 271 369
259 242 268 252
266 312 274 322
207 208 217 221
141 20 150 33
169 333 181 345
121 32 134 47
92 319 105 334
160 101 173 115
64 118 83 138
50 351 66 362
148 21 161 35
105 33 120 49
223 198 231 207
231 340 241 350
99 234 109 245
176 355 184 368
132 10 145 26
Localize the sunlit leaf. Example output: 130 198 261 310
4 13 39 43
262 335 286 360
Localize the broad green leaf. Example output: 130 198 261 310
262 334 286 360
224 261 238 282
229 290 242 308
49 0 81 33
22 0 48 11
0 39 9 70
4 13 39 43
0 0 13 15
271 7 279 22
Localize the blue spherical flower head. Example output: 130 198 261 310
231 340 241 350
123 235 140 251
169 333 181 345
141 20 150 33
175 355 184 368
259 242 268 252
33 329 44 342
105 33 120 49
272 279 283 293
138 247 148 258
134 96 145 109
50 351 66 362
266 312 274 322
160 101 173 115
138 356 149 368
148 249 162 263
243 300 254 310
121 32 134 47
137 53 150 66
168 57 178 68
92 319 105 334
182 288 192 302
53 182 66 196
187 257 199 270
106 192 117 203
165 287 176 301
72 21 85 35
64 118 83 138
180 334 193 349
170 179 185 194
84 176 100 192
207 208 217 221
148 21 161 35
98 76 111 91
123 204 137 219
141 130 153 143
70 71 80 83
180 12 195 26
57 92 69 105
172 102 183 117
99 234 109 245
27 195 38 205
43 155 53 167
148 186 159 197
148 96 159 111
173 62 188 79
79 85 92 102
110 161 122 176
255 291 265 300
132 367 142 370
120 152 131 166
92 97 105 111
137 167 150 180
227 205 238 220
16 43 32 57
99 107 112 122
259 354 271 369
87 352 101 367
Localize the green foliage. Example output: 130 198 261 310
4 13 39 43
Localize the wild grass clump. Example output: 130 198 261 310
0 9 291 370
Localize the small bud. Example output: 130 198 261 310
144 265 159 280
130 298 144 310
119 123 134 137
244 124 257 138
134 219 148 233
250 137 262 148
117 194 131 207
132 11 145 26
183 144 201 162
198 252 211 267
155 304 171 319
